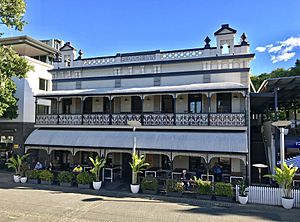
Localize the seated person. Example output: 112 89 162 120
73 164 83 173
181 170 191 190
34 161 43 170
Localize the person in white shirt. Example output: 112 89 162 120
34 161 43 170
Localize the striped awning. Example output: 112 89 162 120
25 129 248 154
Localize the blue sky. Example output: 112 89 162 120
1 0 300 75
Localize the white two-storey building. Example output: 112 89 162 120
25 24 254 182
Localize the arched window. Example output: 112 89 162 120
221 43 229 54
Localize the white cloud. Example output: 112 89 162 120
256 36 300 63
255 46 266 52
271 52 295 63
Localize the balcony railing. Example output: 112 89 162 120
36 113 246 127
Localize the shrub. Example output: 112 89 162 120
58 171 75 183
39 170 54 182
214 182 233 197
193 177 212 195
166 179 184 193
141 178 159 192
26 170 40 179
76 172 93 185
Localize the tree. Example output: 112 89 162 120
0 0 33 119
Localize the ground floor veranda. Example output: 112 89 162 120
25 146 247 184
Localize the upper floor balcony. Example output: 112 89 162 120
35 83 248 128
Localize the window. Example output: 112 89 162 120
217 93 232 113
37 105 49 114
39 78 49 91
161 95 174 113
83 98 92 114
62 99 72 114
103 97 110 114
188 94 202 113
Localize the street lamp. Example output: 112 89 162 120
272 120 292 169
127 120 141 155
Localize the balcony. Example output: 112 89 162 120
35 113 245 127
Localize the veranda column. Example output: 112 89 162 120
80 97 84 125
141 95 144 125
173 94 176 125
109 96 112 125
208 92 211 126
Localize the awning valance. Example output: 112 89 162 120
25 129 248 153
36 82 246 98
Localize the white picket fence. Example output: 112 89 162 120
235 185 300 208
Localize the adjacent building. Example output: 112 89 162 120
24 24 255 182
0 36 61 165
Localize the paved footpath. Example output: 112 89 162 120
0 172 299 222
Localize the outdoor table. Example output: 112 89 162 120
102 166 122 182
293 180 300 188
157 169 171 178
83 166 92 172
171 168 185 180
253 163 268 185
201 174 214 182
145 167 161 178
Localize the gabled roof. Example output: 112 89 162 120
214 24 237 35
60 42 76 51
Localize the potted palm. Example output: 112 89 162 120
89 156 106 190
264 162 298 209
237 179 248 204
129 152 149 193
20 162 29 183
6 153 29 183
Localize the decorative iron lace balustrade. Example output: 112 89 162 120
111 114 142 125
59 115 82 125
176 114 209 126
36 113 246 127
143 114 174 126
209 113 246 126
36 115 58 125
82 57 116 66
161 49 203 60
83 114 110 125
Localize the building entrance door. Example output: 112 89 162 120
122 153 132 182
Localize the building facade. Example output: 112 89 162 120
0 36 61 164
25 24 255 182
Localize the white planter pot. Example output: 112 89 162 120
20 177 27 184
13 175 21 183
92 181 102 190
282 197 294 209
130 184 140 194
238 195 248 205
